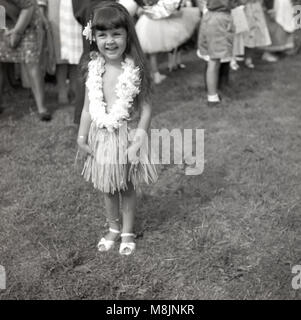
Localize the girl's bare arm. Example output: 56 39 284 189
77 89 92 153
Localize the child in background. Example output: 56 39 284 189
230 3 249 70
197 0 242 106
48 0 83 105
135 0 200 84
77 2 157 255
167 0 201 72
242 0 271 68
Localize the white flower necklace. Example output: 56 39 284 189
86 52 141 132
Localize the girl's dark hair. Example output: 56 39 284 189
86 1 152 103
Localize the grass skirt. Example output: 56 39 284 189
81 121 158 194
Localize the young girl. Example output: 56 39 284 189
197 0 238 106
77 2 157 256
135 0 200 84
0 0 51 120
242 0 271 68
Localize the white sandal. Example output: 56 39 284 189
119 233 136 256
97 228 120 252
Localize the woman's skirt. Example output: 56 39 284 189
58 0 83 65
243 1 271 48
136 7 200 54
48 0 66 64
0 4 43 64
263 0 295 52
81 121 158 194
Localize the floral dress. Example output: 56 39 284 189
0 0 43 64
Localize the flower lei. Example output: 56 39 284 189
86 52 141 132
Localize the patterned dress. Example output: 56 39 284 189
0 0 44 64
48 0 83 65
243 0 271 48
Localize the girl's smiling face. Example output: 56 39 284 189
95 27 127 62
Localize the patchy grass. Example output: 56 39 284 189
1 35 301 300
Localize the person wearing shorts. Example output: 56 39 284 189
197 0 238 106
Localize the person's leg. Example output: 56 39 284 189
262 51 279 62
73 67 85 124
0 63 4 113
167 50 175 72
230 57 239 71
68 64 78 104
56 64 68 104
120 183 136 254
97 191 121 251
103 192 121 237
206 58 221 100
25 62 51 120
245 47 255 68
175 49 186 69
204 62 208 92
150 54 166 84
218 62 230 90
103 192 121 231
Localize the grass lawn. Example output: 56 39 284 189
0 36 301 300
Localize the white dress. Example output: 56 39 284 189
136 0 200 54
59 0 83 65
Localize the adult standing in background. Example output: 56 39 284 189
48 0 83 105
262 0 296 62
0 0 51 120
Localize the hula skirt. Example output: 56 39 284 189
81 121 158 194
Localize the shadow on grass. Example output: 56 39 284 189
135 163 227 236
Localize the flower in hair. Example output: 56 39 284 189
83 20 93 43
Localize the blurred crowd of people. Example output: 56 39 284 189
0 0 298 120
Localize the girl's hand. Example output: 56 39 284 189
77 136 92 157
127 144 140 164
6 29 22 48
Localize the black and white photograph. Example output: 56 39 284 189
0 0 300 302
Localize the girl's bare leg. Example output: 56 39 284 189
150 54 166 84
0 63 4 112
56 64 68 104
69 64 78 103
103 192 121 240
206 59 220 96
176 49 186 69
245 47 255 68
25 62 49 115
121 183 136 243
